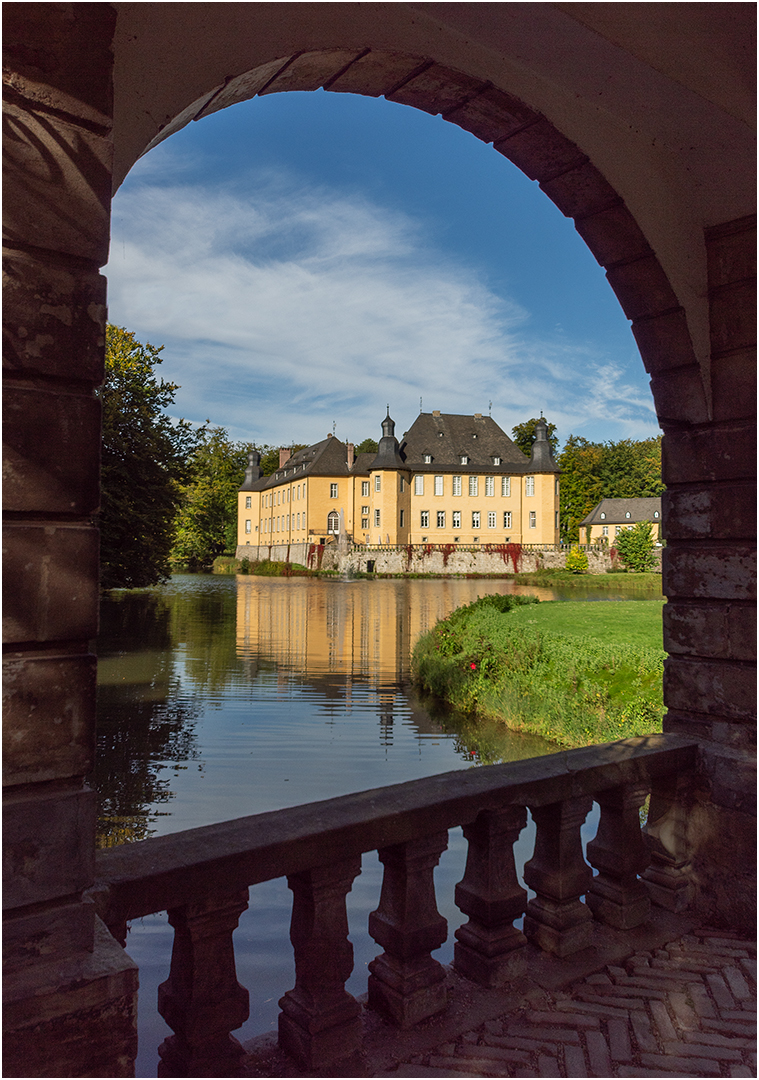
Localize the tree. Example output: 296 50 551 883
172 428 255 569
355 438 379 455
613 521 658 572
511 417 559 458
99 325 201 589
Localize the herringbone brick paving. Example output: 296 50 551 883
388 929 756 1078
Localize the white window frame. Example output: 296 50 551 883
485 476 495 497
245 519 251 533
501 476 511 497
362 481 370 497
414 475 424 496
330 483 338 498
374 509 381 527
472 511 481 529
327 511 339 534
503 511 512 528
434 475 444 496
245 496 251 508
469 476 478 497
529 511 537 529
436 510 445 528
420 510 430 528
423 454 432 464
602 525 609 536
452 510 461 529
488 511 496 529
375 475 381 492
452 475 462 496
525 476 535 497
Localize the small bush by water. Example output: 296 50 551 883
412 596 665 748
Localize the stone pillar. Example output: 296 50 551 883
2 6 138 1076
523 798 593 957
586 783 651 929
659 214 756 933
278 857 362 1070
368 833 448 1027
158 891 250 1078
454 807 528 986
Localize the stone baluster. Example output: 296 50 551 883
278 856 363 1070
586 783 651 928
368 833 448 1027
157 889 250 1078
523 797 593 957
641 772 694 911
454 807 528 986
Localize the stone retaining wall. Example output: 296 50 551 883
235 543 662 575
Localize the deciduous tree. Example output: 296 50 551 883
99 325 201 589
511 417 559 457
613 520 658 572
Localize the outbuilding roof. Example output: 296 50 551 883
579 497 662 526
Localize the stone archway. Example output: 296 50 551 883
3 7 754 1077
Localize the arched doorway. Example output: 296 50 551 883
3 7 754 1076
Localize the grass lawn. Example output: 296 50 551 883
512 570 662 593
412 594 665 749
507 599 665 649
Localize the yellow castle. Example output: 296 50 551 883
237 411 560 550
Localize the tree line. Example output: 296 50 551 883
99 328 663 589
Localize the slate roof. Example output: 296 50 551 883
240 437 369 491
579 497 662 526
398 412 548 473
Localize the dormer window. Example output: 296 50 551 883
600 512 606 519
460 455 469 465
472 433 478 439
423 454 432 463
654 511 660 518
493 456 501 465
625 511 631 518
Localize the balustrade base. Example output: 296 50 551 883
524 897 593 957
587 877 651 929
158 1033 246 1078
368 953 447 1028
641 863 694 912
454 924 527 987
278 990 362 1069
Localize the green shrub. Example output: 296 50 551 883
614 521 658 572
565 546 589 574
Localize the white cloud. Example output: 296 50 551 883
106 172 658 447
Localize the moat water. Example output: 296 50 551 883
95 573 651 1076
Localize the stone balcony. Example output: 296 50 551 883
92 735 699 1077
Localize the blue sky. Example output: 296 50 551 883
106 89 659 450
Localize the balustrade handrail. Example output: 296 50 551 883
93 733 696 931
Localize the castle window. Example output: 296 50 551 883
485 476 494 496
400 509 405 527
245 496 251 508
460 455 469 465
654 511 659 518
361 505 369 515
472 511 481 529
555 480 560 496
625 511 631 518
469 476 478 497
423 454 432 463
414 475 424 496
437 510 445 528
503 511 512 528
434 475 444 496
330 483 338 498
602 525 609 536
375 475 381 492
502 476 511 497
452 475 462 496
493 456 501 465
529 511 536 528
421 510 429 528
452 511 461 529
525 476 535 496
362 517 369 529
327 511 339 534
488 511 496 528
600 512 606 519
374 509 381 527
245 520 251 533
362 481 370 497
399 476 405 492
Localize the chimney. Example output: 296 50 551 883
474 413 482 419
327 433 332 438
432 410 441 417
279 447 292 467
347 442 355 469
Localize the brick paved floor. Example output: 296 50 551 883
243 919 756 1079
383 929 756 1079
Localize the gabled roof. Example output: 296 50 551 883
579 497 662 526
398 412 532 472
240 436 370 491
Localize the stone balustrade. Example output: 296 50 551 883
92 734 697 1077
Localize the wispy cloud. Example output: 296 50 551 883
106 171 658 447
